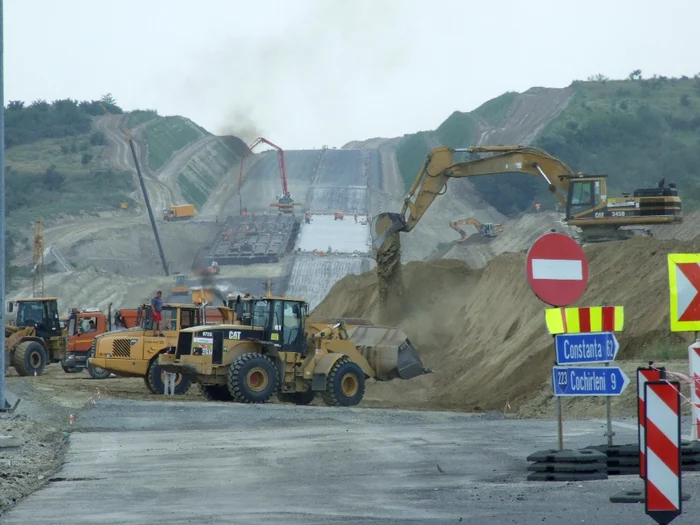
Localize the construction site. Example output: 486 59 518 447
3 102 700 523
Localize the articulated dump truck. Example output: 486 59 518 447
158 294 431 406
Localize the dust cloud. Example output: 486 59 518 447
177 0 418 147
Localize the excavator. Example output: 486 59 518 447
449 218 504 241
238 137 303 215
371 145 682 250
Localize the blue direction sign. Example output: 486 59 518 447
555 332 620 365
552 366 630 397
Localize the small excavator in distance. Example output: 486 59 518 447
448 218 504 241
371 145 682 250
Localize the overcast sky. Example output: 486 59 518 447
5 0 699 149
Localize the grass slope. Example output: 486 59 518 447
142 116 208 172
393 75 700 216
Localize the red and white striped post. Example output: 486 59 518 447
644 380 682 525
689 342 700 441
638 366 665 479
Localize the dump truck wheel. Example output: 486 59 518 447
146 359 191 395
86 348 111 380
199 384 233 402
322 357 365 407
277 388 315 405
227 353 278 403
13 341 47 377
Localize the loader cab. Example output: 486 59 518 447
566 175 605 217
250 297 308 353
225 294 253 325
9 298 62 339
138 304 201 332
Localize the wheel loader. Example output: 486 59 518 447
4 298 65 376
86 301 243 394
158 294 432 406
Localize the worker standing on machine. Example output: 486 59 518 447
151 291 164 337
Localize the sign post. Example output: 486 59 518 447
644 380 682 525
526 232 589 450
667 254 700 441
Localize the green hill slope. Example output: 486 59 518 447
390 74 700 216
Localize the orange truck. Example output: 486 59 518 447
61 305 138 373
162 204 195 221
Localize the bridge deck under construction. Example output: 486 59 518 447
205 214 300 265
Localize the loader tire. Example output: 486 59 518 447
227 353 278 403
199 384 233 402
86 348 111 380
13 341 47 377
277 388 315 406
321 357 365 407
146 358 191 395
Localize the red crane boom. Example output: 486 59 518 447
238 136 288 196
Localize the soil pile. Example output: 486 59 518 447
313 235 700 413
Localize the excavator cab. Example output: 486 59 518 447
567 177 603 217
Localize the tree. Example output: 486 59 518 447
100 93 117 106
628 69 642 80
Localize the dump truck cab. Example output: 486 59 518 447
5 298 64 376
159 295 431 406
61 305 120 373
86 303 205 394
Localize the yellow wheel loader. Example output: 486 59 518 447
5 298 65 376
158 294 432 406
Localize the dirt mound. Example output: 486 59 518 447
313 235 700 413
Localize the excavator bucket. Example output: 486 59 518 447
370 212 407 251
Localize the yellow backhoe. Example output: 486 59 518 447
449 218 504 241
371 145 682 250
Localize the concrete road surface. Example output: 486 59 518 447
2 401 698 524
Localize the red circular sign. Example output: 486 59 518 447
525 232 589 307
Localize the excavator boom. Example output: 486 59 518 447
371 145 681 250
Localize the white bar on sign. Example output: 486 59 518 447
532 259 583 280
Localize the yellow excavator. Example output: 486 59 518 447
371 145 682 249
449 218 504 241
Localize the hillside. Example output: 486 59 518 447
3 96 247 277
346 72 700 261
353 74 700 214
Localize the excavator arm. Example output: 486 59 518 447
371 145 576 250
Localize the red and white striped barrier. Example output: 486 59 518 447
638 366 665 479
690 342 700 441
644 380 682 524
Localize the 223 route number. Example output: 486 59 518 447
228 331 241 340
556 370 568 388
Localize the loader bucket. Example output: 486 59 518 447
370 212 407 252
345 325 432 381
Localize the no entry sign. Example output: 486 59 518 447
526 232 589 307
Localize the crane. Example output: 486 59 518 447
32 220 44 298
371 145 682 250
238 137 302 214
98 104 169 276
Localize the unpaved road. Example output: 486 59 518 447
3 381 699 524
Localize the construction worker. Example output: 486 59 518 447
151 291 164 337
163 369 176 396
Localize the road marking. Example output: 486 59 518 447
532 259 583 280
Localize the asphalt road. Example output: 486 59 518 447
2 400 697 525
